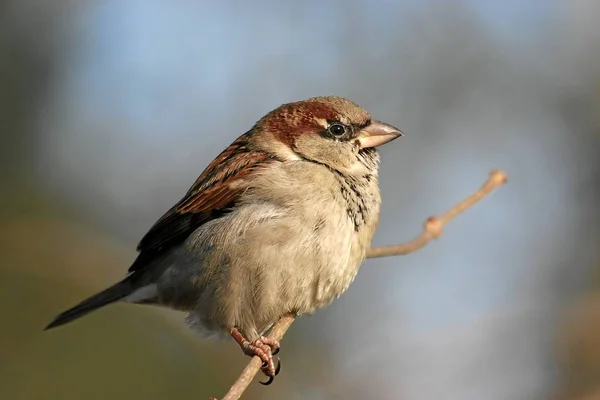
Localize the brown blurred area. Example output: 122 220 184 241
554 278 600 400
1 1 600 400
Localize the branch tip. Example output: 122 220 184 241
490 170 508 185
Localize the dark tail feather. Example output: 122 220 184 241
44 278 134 330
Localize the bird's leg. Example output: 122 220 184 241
230 328 281 385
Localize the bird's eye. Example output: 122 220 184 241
328 123 346 136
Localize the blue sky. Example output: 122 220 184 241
65 0 555 138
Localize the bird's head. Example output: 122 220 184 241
254 96 403 174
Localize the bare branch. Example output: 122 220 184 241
213 170 507 400
367 170 507 258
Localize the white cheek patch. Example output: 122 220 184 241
272 140 302 161
258 133 302 161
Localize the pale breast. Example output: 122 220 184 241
175 159 381 338
308 176 381 311
247 160 381 314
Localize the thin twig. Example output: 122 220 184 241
213 170 508 400
366 170 507 258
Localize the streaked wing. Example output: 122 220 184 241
128 132 276 272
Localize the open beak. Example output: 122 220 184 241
357 121 404 149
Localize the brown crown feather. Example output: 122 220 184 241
257 96 372 147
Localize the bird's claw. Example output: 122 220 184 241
231 328 282 384
259 357 281 385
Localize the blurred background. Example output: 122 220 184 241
1 1 599 399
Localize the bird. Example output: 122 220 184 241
45 96 402 384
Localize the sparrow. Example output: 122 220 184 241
45 96 402 384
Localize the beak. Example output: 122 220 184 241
357 121 404 149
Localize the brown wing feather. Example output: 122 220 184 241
128 132 276 272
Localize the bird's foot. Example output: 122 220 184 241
230 328 281 385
